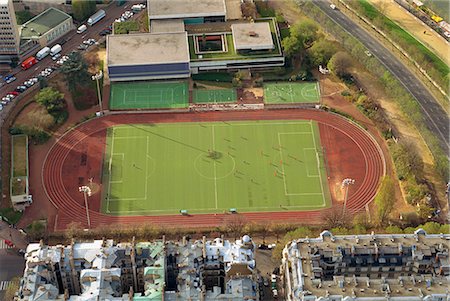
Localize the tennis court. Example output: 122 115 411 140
264 82 320 104
101 120 331 216
109 81 189 110
193 88 237 104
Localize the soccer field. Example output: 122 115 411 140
193 88 237 104
109 81 189 110
101 120 331 215
264 82 320 104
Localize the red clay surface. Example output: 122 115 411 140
42 110 385 230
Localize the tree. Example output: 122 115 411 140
223 215 248 240
26 106 55 130
307 39 337 66
374 176 395 225
35 87 65 113
60 51 90 91
419 222 442 234
327 51 353 77
321 206 350 229
282 20 319 58
385 225 403 234
72 0 96 22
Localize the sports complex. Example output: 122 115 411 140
42 105 385 230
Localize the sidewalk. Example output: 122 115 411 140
0 221 28 249
367 0 450 65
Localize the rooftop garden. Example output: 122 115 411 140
189 18 282 61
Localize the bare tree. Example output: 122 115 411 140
223 214 248 240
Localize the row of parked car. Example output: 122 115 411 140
77 38 98 51
114 9 135 23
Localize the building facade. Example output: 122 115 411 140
0 0 20 64
19 7 73 52
16 236 259 301
281 229 450 301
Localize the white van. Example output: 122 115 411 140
77 24 87 34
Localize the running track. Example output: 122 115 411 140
42 110 385 230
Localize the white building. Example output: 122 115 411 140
281 229 450 301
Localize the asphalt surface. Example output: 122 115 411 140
311 0 449 152
0 250 25 299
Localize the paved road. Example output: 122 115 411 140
0 250 25 300
311 0 449 152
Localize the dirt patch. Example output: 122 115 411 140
13 102 53 130
368 0 450 66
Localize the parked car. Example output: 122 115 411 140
5 76 16 84
0 104 3 111
16 85 27 92
51 53 61 60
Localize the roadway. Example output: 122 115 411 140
0 2 139 101
311 0 449 152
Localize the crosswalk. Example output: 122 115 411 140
0 280 13 291
0 239 13 249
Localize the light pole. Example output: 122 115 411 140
341 178 355 217
91 71 103 114
79 186 92 229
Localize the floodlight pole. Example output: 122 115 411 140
92 71 103 114
79 186 91 229
341 178 355 217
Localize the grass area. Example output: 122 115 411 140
264 82 320 104
0 208 23 224
193 88 237 103
356 0 449 83
189 19 282 61
11 135 27 177
192 72 233 82
110 81 189 110
114 20 139 34
101 120 330 215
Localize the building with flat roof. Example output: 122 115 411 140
0 0 20 64
281 229 450 301
150 19 185 33
107 32 190 81
147 0 226 23
231 22 274 51
16 236 259 301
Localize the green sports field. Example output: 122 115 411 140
193 88 237 104
264 82 320 104
101 120 331 215
109 81 189 110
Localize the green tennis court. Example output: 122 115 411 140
193 88 237 104
264 82 320 104
109 81 189 110
101 120 331 216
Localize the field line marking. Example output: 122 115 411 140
310 122 326 207
277 133 289 195
212 125 218 209
106 128 116 214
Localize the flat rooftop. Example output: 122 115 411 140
231 22 274 50
283 230 450 300
20 7 71 39
148 0 226 20
150 19 185 33
107 32 189 66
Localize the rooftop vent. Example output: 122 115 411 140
248 31 258 37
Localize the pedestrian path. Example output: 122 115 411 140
0 239 13 249
0 280 12 291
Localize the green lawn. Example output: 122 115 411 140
109 81 189 110
101 120 330 215
11 135 28 196
193 88 237 104
264 82 320 104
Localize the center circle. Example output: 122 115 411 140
194 151 235 180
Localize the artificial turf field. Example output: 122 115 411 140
264 82 320 104
193 88 237 104
101 120 331 215
109 81 189 110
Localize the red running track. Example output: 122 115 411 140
42 110 385 230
